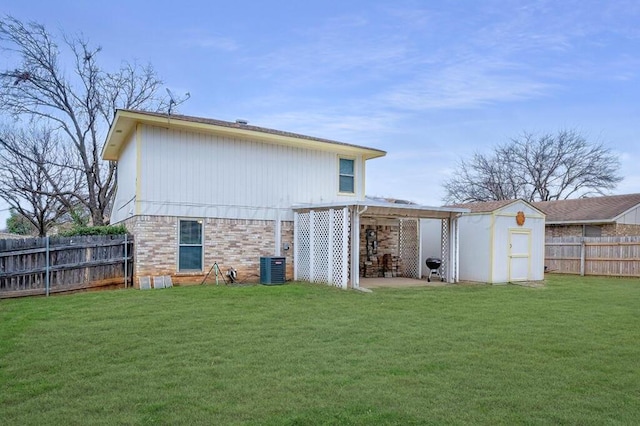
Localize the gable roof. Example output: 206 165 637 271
447 199 519 213
533 193 640 224
446 199 545 216
102 109 386 161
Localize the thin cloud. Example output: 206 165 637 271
179 29 239 51
248 109 400 146
244 4 604 113
379 53 555 111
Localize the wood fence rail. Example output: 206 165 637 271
545 236 640 277
0 234 133 298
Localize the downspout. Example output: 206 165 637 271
275 209 282 256
417 219 422 279
351 205 368 289
452 213 462 283
293 212 299 281
580 224 586 276
489 210 496 283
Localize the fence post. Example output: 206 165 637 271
580 238 586 276
45 236 50 297
124 234 128 289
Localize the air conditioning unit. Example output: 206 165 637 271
260 256 286 285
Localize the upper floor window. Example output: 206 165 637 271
339 158 355 194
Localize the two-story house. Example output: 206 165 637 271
102 109 467 289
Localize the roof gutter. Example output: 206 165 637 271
546 219 615 225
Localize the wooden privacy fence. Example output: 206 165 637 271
545 236 640 277
0 234 133 298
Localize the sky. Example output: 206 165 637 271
1 0 639 228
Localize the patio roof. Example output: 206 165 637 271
292 199 469 219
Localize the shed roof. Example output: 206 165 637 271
533 193 640 224
446 199 519 213
102 109 387 161
446 199 546 217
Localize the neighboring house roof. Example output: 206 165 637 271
102 109 387 161
533 193 640 224
0 232 27 240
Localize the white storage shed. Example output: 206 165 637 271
455 200 546 284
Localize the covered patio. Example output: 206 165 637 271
293 200 469 289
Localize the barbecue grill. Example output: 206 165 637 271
426 257 443 282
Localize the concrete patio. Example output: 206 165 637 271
359 277 450 289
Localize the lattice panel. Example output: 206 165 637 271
399 219 419 278
312 210 331 284
331 208 350 288
441 219 449 281
296 213 311 281
294 208 350 288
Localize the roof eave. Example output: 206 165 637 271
102 110 387 161
611 203 640 222
102 111 135 160
489 199 546 216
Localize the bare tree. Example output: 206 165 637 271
444 151 524 203
0 126 79 236
443 129 622 204
0 16 170 225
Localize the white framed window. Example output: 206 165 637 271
339 157 355 194
178 219 203 271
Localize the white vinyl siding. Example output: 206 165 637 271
617 205 640 224
110 132 137 224
457 214 492 283
136 124 365 220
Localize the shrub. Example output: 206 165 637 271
59 224 128 237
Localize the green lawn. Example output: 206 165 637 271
1 275 639 425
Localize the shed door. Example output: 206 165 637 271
509 230 531 282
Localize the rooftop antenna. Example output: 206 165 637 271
166 88 191 116
166 88 177 116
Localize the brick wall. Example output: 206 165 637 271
359 224 399 277
545 225 583 238
545 223 640 238
123 215 293 286
608 223 640 236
